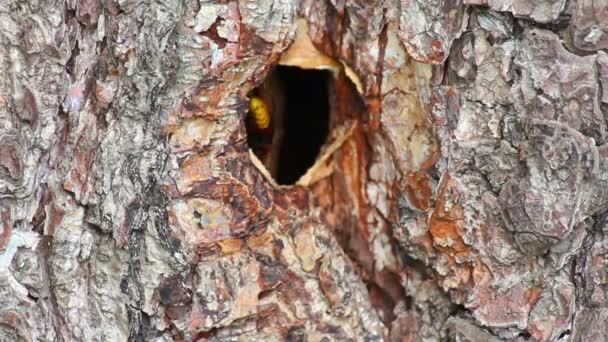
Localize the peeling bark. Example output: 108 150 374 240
1 0 607 341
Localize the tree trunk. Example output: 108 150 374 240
1 0 606 341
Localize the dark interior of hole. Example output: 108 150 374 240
247 66 331 185
277 66 330 184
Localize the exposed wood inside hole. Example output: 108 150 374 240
279 18 363 94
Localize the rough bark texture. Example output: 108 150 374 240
1 0 607 341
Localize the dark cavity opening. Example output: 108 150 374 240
246 66 331 185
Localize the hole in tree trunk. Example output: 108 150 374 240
246 66 331 185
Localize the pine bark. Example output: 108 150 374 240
0 0 607 341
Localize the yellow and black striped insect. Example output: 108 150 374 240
246 72 284 178
249 96 271 129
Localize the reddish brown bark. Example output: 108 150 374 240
1 0 608 341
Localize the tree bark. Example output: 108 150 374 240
0 0 606 341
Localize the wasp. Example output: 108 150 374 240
249 97 271 129
246 71 284 178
